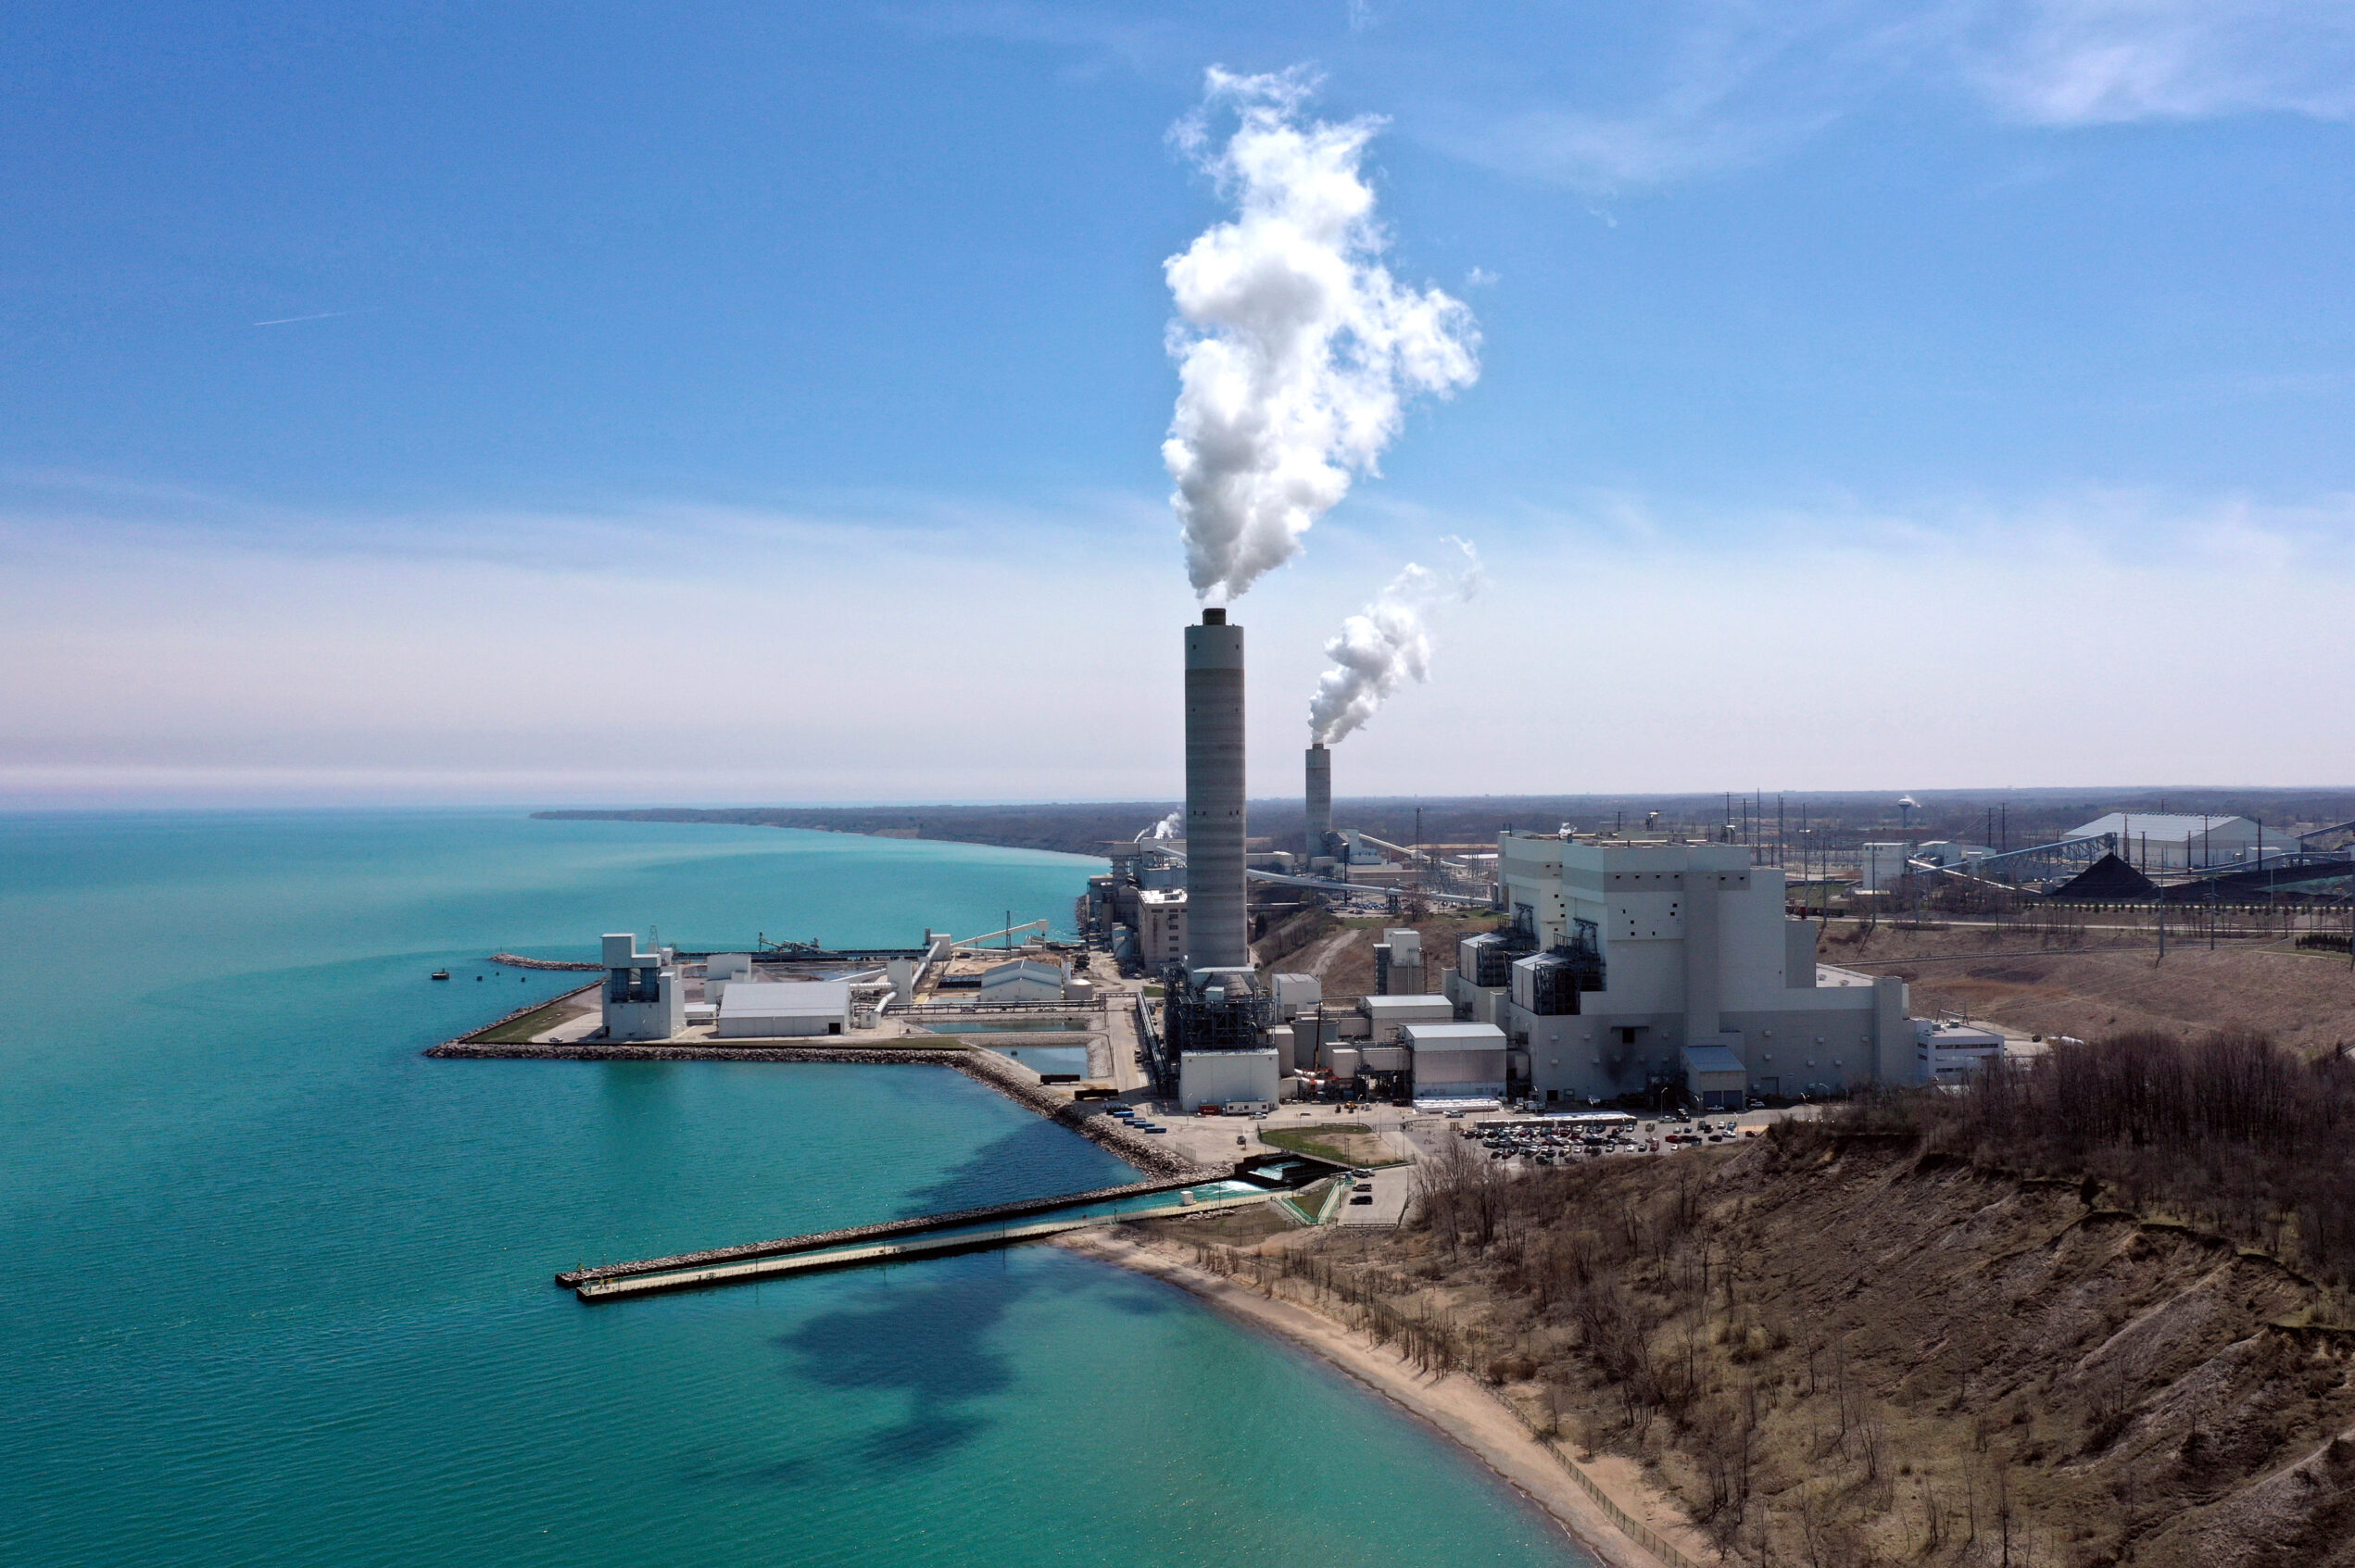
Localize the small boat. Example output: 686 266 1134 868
430 970 450 981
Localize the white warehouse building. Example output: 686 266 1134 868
1447 835 1912 1108
977 959 1068 1005
2065 813 2265 872
717 981 851 1039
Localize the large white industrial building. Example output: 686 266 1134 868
716 981 851 1038
1177 1047 1278 1111
1447 835 1911 1107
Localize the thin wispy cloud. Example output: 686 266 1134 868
250 311 351 328
0 470 1169 580
1966 0 2355 126
910 1 2355 191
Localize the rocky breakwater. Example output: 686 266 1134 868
424 1037 1212 1180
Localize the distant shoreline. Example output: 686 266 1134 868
531 806 1144 859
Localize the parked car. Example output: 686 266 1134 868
1349 1195 1374 1206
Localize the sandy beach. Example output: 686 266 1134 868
1060 1227 1717 1568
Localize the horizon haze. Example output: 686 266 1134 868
6 3 2352 808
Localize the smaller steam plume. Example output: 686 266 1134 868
1162 68 1480 602
1307 537 1482 746
1135 811 1182 842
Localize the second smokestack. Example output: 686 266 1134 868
1304 742 1331 862
1184 608 1249 972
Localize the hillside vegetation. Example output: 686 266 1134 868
1253 1032 2355 1567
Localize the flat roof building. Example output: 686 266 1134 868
1139 887 1188 968
1360 994 1455 1043
1178 1048 1278 1112
1400 1020 1507 1102
717 981 851 1038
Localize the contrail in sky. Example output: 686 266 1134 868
1161 68 1480 602
250 311 350 327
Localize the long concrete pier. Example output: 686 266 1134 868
554 1172 1221 1287
573 1190 1278 1302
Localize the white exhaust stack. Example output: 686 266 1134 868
1304 742 1331 860
1185 608 1249 972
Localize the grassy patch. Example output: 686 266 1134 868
1261 1124 1405 1168
467 997 590 1045
1280 1176 1337 1223
1135 1201 1293 1245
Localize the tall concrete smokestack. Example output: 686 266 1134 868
1184 608 1249 972
1304 742 1331 861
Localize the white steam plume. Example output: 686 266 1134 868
1135 810 1182 842
1162 68 1480 601
1308 537 1481 746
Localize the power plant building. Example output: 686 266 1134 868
1138 888 1187 966
601 932 684 1042
1455 834 1911 1107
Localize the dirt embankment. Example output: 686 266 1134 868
1816 921 2355 1057
1267 1137 2355 1568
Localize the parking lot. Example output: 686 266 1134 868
1400 1104 1806 1169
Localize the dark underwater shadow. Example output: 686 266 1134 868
889 1116 1120 1218
773 1260 1036 1468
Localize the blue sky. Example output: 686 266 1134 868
6 1 2353 805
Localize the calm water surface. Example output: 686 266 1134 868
0 810 1587 1567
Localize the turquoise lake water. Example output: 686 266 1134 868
0 810 1587 1567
